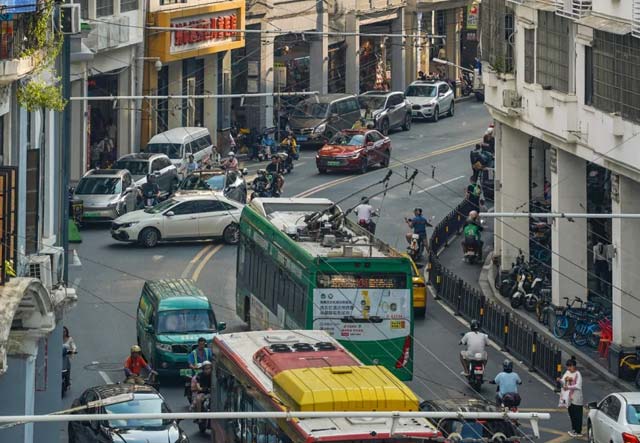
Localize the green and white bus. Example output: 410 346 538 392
236 197 414 381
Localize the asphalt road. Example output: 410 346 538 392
60 101 609 443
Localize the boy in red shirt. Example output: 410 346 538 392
124 345 156 384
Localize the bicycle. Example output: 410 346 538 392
571 304 606 348
553 297 584 339
535 289 553 326
619 344 640 389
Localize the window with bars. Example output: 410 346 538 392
524 29 535 83
536 11 570 93
479 0 514 73
120 0 137 12
96 0 113 16
592 31 640 124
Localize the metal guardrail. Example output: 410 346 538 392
427 199 563 385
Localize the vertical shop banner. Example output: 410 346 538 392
467 3 479 30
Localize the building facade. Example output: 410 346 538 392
481 0 640 374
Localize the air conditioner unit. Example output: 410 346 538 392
27 255 53 290
502 89 522 108
60 4 81 35
42 246 65 286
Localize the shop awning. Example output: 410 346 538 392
575 14 633 35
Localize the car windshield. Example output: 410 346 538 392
144 198 177 214
157 309 216 334
75 177 122 195
405 85 437 98
329 133 365 146
292 102 328 118
113 160 149 175
179 174 225 191
104 396 168 428
358 96 387 110
627 404 640 424
147 143 182 159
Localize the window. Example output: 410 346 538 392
536 11 570 93
120 0 137 12
585 45 593 105
524 29 535 84
592 31 640 123
605 396 621 421
336 100 351 115
479 0 514 72
438 84 448 95
368 131 383 142
96 0 113 16
171 201 199 215
25 149 40 254
197 200 226 213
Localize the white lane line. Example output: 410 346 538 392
92 361 115 385
416 175 465 194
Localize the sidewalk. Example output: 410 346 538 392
436 222 634 395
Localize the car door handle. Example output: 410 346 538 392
190 217 197 220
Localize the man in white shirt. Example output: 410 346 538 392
354 197 377 233
460 320 488 375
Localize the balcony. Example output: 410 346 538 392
634 0 640 37
555 0 592 19
0 17 43 85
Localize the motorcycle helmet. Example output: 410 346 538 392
229 151 235 157
201 360 213 369
503 359 513 373
470 319 480 332
130 345 142 353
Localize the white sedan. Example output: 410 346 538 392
111 192 242 247
588 392 640 443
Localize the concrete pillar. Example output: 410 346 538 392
404 9 417 86
391 10 406 92
550 148 587 306
141 59 158 145
220 50 232 130
310 2 328 94
611 175 640 347
530 139 546 201
203 54 218 140
168 62 182 129
345 13 360 95
495 123 530 269
70 80 84 181
261 34 275 129
444 8 461 95
117 66 131 156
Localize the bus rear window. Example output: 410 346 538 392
316 273 406 289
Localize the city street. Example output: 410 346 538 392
63 101 610 442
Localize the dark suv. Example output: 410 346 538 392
112 153 178 199
358 91 412 135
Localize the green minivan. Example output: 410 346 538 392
136 279 226 375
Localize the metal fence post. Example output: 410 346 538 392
455 278 463 316
503 311 510 350
529 332 538 372
479 295 485 328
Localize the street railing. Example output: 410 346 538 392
427 199 563 385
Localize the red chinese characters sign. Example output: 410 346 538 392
170 13 237 54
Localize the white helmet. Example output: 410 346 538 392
201 360 213 368
229 151 235 157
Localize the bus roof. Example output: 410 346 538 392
243 199 403 260
213 330 439 441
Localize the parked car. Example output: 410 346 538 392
67 384 189 443
175 168 248 203
405 80 455 122
316 129 391 174
112 153 178 199
111 192 242 247
588 392 640 443
146 127 214 172
420 398 521 441
358 91 412 135
73 169 138 222
136 279 226 375
289 94 361 148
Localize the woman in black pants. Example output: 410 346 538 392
559 356 584 437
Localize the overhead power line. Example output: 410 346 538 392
69 91 320 102
481 212 640 219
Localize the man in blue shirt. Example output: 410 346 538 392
493 359 522 407
405 208 432 253
187 337 213 370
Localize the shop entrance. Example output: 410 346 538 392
88 73 119 169
359 22 392 92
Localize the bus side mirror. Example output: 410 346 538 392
217 322 227 332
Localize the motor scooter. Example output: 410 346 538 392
406 233 424 262
180 368 196 405
462 236 482 264
62 345 77 397
197 392 211 433
465 352 486 392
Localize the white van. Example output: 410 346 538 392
146 127 214 172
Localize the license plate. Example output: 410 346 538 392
179 368 195 377
297 135 308 141
390 320 406 329
83 211 101 218
327 161 341 166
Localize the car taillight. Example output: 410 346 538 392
395 336 411 368
475 365 483 370
623 433 640 443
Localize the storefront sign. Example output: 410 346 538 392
170 12 237 55
467 3 479 30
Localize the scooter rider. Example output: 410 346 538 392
462 210 484 257
459 320 488 376
188 337 213 370
493 359 522 408
193 360 213 413
222 151 239 171
355 196 377 233
266 155 281 174
124 345 157 384
281 133 298 160
405 208 432 252
253 169 271 195
140 174 160 207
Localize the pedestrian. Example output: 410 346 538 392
470 144 483 182
558 356 583 438
465 176 482 211
592 239 611 295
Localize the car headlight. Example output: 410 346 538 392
314 123 326 134
119 222 138 229
340 151 361 159
156 342 172 352
422 103 433 108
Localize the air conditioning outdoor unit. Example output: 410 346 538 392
27 255 53 290
42 246 65 287
503 89 522 108
60 4 81 35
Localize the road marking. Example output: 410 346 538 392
193 244 223 281
181 245 214 278
152 255 163 262
92 361 115 385
416 175 465 194
70 249 82 267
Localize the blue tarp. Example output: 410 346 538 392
0 0 36 14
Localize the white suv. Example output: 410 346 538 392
405 80 455 122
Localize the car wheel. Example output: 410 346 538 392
318 168 327 174
432 107 439 122
448 101 455 117
587 422 595 443
381 119 389 136
402 114 412 131
223 223 240 245
381 150 390 167
139 228 160 248
358 158 368 174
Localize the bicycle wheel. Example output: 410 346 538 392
572 327 587 347
587 325 601 348
554 316 570 338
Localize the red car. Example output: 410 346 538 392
316 129 392 174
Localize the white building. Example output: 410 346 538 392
481 0 640 374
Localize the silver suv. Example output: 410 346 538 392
112 153 179 198
73 169 138 221
405 80 455 122
358 91 412 135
